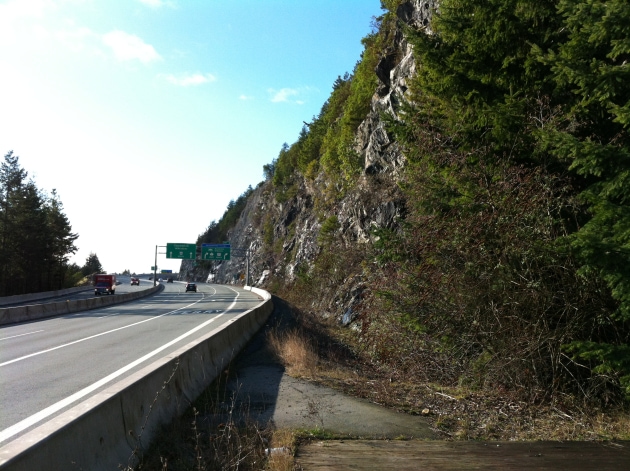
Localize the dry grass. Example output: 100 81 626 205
266 429 298 471
267 328 319 378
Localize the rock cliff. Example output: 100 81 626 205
180 1 433 320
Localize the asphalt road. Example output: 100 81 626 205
0 282 263 445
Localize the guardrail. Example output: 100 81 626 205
0 285 163 326
0 286 273 471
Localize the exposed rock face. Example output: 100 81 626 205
180 1 431 321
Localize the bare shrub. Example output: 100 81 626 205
132 371 272 471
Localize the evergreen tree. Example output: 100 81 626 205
407 0 562 162
0 151 30 296
539 0 630 395
381 0 630 400
82 252 104 276
1 152 80 295
43 190 78 289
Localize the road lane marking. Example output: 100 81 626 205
0 292 240 443
0 330 44 341
0 298 207 368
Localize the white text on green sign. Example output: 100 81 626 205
166 243 197 260
201 243 231 260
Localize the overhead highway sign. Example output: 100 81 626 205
201 243 231 260
166 243 197 259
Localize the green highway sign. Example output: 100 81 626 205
166 243 197 260
201 243 231 260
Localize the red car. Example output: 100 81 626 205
130 277 140 286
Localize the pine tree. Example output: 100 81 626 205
0 152 80 294
82 252 104 276
539 0 630 396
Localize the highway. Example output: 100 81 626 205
0 282 264 445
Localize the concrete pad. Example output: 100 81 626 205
226 364 434 439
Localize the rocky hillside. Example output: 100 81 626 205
180 0 429 317
181 0 630 407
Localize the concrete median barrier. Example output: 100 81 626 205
0 286 92 307
0 287 273 471
0 285 163 326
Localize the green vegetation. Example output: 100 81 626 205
0 151 81 295
253 0 630 406
365 0 630 402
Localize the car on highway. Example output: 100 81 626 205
130 277 140 286
94 282 112 295
167 277 173 283
185 282 197 292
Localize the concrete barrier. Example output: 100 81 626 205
0 285 163 326
0 286 92 307
0 287 273 471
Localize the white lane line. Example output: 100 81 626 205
0 330 44 341
0 292 240 443
96 312 121 319
0 298 206 368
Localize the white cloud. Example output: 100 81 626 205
102 30 161 63
161 72 217 86
269 88 299 103
239 94 254 101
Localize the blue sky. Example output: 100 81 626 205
0 0 382 274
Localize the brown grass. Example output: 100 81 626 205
267 328 319 378
266 429 297 471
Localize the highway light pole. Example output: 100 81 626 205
154 245 166 286
246 248 250 288
231 246 251 289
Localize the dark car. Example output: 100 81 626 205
130 277 140 286
185 282 197 292
167 277 173 283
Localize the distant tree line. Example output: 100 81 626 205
0 151 83 296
